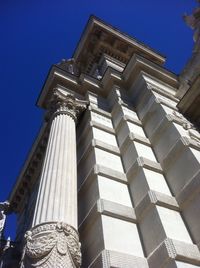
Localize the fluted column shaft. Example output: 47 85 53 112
32 108 77 228
22 89 87 268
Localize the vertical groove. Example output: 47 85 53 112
32 111 78 229
44 114 60 222
42 117 59 221
32 118 57 225
44 115 60 221
59 114 67 222
62 116 68 223
57 114 65 221
51 114 63 220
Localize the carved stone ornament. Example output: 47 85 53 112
183 1 200 44
182 122 200 144
0 201 9 236
172 111 200 143
46 89 88 122
22 222 81 268
179 1 200 94
57 58 80 76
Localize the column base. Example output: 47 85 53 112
21 222 81 268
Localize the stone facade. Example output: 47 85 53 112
0 13 200 268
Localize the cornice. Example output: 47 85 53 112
37 54 178 110
72 15 166 72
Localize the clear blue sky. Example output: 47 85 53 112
0 0 196 239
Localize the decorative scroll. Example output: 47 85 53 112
22 222 81 268
46 88 88 122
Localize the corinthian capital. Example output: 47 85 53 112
46 89 88 121
22 222 81 268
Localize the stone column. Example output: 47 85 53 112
22 89 87 268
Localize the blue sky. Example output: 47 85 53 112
0 0 196 239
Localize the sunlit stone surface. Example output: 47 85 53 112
1 11 200 268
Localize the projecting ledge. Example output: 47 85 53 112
115 115 142 133
177 170 200 207
126 157 162 179
135 190 179 221
148 238 200 268
77 138 120 165
78 164 127 194
88 249 148 268
79 198 136 231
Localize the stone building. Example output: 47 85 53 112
0 9 200 268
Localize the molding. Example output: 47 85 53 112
111 101 136 118
88 105 112 119
135 190 179 221
79 198 136 231
78 164 127 193
90 121 115 134
137 94 156 123
89 249 148 268
123 55 177 89
120 133 151 155
37 54 178 110
77 138 120 165
151 114 200 150
141 97 166 125
92 139 120 155
150 114 177 144
147 83 179 102
148 238 200 267
128 132 150 146
155 97 178 111
177 170 200 208
124 114 142 125
161 137 194 170
97 199 136 223
115 114 142 134
127 157 162 180
73 16 165 66
95 165 127 183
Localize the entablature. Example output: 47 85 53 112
37 54 178 110
73 16 166 74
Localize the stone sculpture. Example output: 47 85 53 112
179 1 200 95
0 202 9 239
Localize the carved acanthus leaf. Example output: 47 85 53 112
46 89 88 122
23 222 81 268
